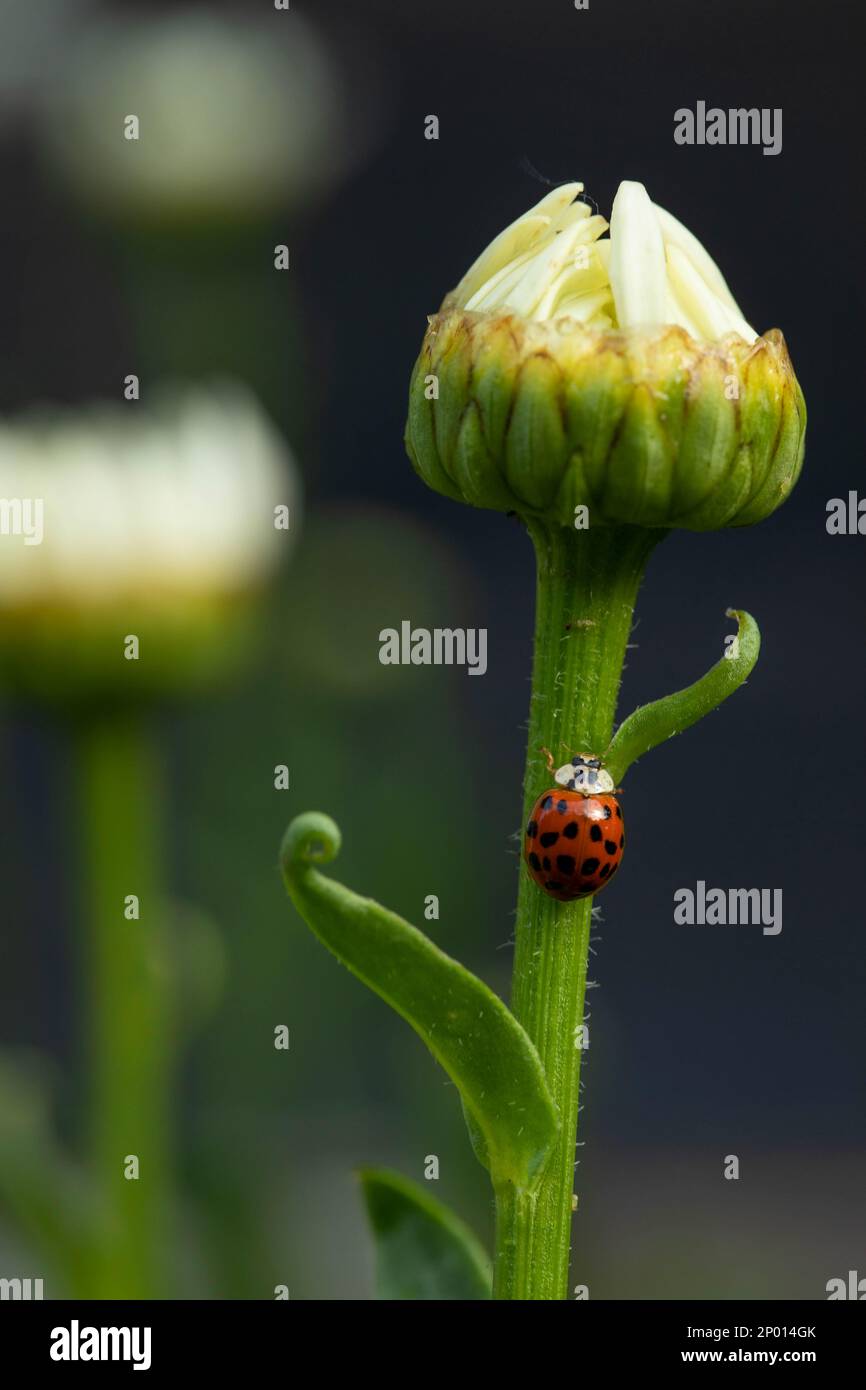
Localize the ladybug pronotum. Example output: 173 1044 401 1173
524 753 624 901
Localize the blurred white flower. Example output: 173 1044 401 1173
0 385 298 700
0 386 293 605
453 179 756 343
41 10 347 218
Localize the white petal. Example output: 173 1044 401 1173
454 183 583 304
663 286 704 340
608 181 667 329
653 203 741 311
666 244 757 343
504 216 607 316
593 239 611 270
534 247 610 319
463 247 538 310
545 197 593 235
554 286 614 324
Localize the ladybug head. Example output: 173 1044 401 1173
553 753 615 795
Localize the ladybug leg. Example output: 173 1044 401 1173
539 745 556 773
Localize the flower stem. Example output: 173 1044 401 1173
493 520 663 1300
74 711 173 1298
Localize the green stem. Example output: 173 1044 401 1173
74 711 173 1298
494 520 664 1300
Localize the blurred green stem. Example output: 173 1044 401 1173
75 712 172 1298
118 224 307 438
493 520 662 1300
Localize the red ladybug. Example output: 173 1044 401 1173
524 753 624 901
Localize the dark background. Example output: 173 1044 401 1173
0 0 862 1298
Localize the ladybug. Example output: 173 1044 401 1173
524 752 624 901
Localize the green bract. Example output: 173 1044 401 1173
406 306 805 530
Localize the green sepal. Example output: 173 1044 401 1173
603 383 675 526
405 355 464 503
406 310 806 532
505 355 568 510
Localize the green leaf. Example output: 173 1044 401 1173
280 813 558 1191
360 1168 492 1300
605 608 760 782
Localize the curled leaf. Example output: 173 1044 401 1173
360 1168 491 1300
280 813 558 1191
605 608 760 782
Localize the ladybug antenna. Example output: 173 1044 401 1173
539 745 556 773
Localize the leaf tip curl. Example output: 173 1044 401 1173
605 606 761 781
280 812 341 884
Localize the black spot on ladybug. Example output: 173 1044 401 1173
604 840 617 855
556 799 568 814
619 834 625 848
599 863 611 878
602 805 612 819
556 854 576 875
528 852 541 871
545 880 563 892
563 821 578 839
542 795 554 811
589 824 602 842
542 856 551 871
540 831 559 848
608 859 620 875
580 858 600 875
615 805 622 819
527 820 538 838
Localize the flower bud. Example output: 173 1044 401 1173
0 385 296 705
406 181 805 530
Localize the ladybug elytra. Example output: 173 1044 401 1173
524 752 624 901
